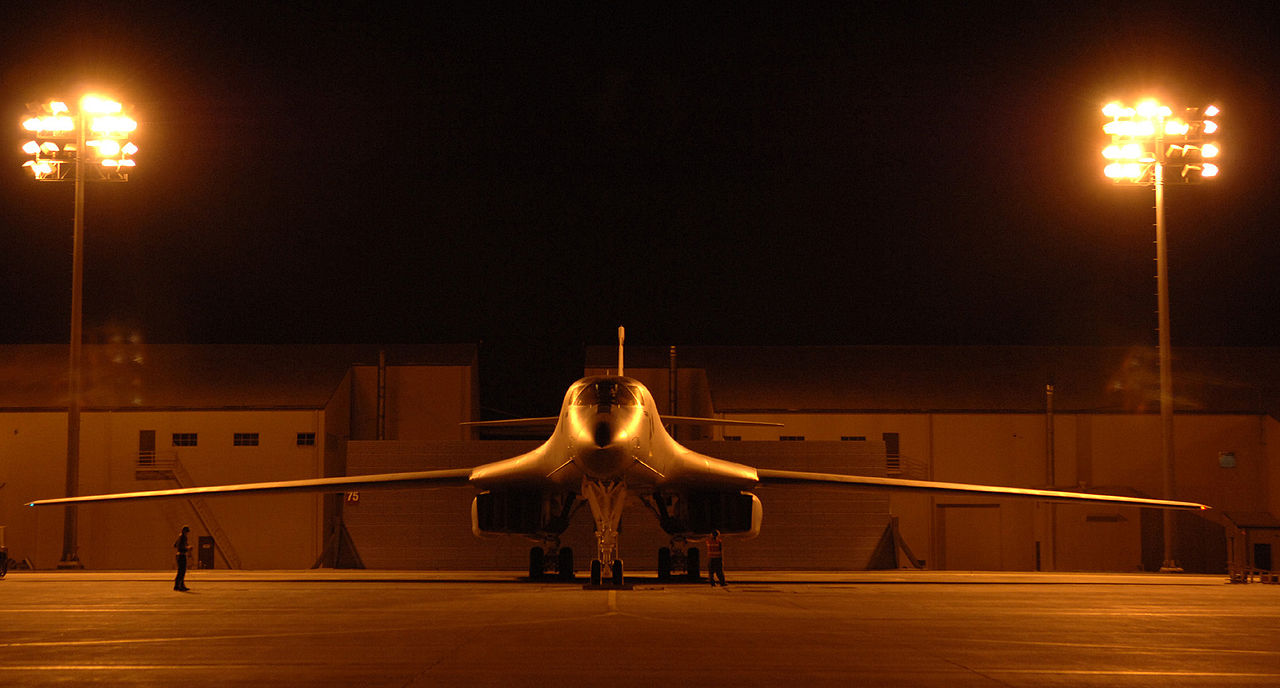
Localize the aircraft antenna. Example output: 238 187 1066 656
617 326 625 376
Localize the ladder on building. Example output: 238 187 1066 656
137 453 242 569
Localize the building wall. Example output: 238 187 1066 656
721 410 1254 572
2 362 478 570
0 412 68 569
350 365 474 441
3 409 325 570
1269 417 1280 520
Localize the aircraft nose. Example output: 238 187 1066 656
593 420 614 448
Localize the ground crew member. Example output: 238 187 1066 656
706 529 726 586
174 526 191 591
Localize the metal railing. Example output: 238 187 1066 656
1229 567 1278 584
135 452 241 569
887 453 928 480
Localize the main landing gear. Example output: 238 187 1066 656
528 542 574 581
657 541 701 582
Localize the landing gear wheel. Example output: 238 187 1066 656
657 547 672 581
686 547 701 581
611 559 624 586
558 547 574 580
590 559 603 586
528 547 544 580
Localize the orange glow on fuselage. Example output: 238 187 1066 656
563 376 652 480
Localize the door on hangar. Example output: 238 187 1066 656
937 503 1002 571
139 429 156 465
1254 543 1273 571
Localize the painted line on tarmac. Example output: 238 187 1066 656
964 636 1280 657
992 669 1280 679
0 625 428 650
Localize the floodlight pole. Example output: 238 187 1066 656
59 111 87 568
1104 100 1219 572
23 97 135 569
1153 154 1180 573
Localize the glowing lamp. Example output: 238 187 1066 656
88 139 121 156
1102 102 1129 118
89 115 137 134
81 96 123 114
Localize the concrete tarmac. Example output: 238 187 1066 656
2 570 1278 687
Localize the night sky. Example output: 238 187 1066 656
1 3 1278 415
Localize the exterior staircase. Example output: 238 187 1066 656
136 452 242 569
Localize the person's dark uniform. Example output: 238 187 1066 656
174 526 191 591
706 529 726 586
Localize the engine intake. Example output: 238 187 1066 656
472 490 574 537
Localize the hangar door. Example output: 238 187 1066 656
937 504 1002 571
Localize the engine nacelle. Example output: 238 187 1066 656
471 490 574 538
660 490 762 539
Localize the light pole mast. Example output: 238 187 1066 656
22 95 138 569
1102 98 1219 572
61 105 88 567
1152 138 1179 572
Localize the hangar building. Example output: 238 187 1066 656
0 344 477 570
3 343 1278 574
587 345 1280 574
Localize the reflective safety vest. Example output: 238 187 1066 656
706 537 723 558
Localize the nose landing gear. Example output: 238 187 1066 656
583 479 627 587
588 558 625 586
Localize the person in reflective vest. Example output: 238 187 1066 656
706 529 726 586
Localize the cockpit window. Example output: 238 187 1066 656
573 381 641 408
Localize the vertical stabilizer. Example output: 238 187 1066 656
617 326 625 377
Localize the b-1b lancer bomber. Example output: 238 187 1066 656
30 328 1209 585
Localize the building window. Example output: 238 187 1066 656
233 433 260 447
297 432 316 447
841 436 866 442
172 433 198 447
780 435 805 441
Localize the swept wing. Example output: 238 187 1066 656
26 469 472 507
754 469 1207 510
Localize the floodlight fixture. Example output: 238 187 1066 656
1100 98 1220 185
21 97 137 181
